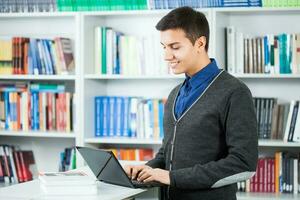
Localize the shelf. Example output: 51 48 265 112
232 74 300 79
236 192 299 200
84 74 185 80
82 9 210 16
0 12 77 18
0 75 76 81
84 138 300 147
0 131 76 138
214 7 300 13
84 137 162 145
258 140 300 147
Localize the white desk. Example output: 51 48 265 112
0 167 146 200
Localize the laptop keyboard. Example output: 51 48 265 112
131 180 162 188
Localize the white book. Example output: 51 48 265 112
235 31 244 74
39 171 96 186
283 100 295 142
106 28 113 75
40 184 97 196
94 26 102 75
293 159 298 194
226 26 235 74
292 103 300 142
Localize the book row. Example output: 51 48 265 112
0 83 74 132
0 145 36 184
254 98 300 142
238 153 300 194
109 148 154 161
59 147 76 172
1 0 300 13
0 37 75 75
95 96 165 140
94 26 167 76
226 28 300 75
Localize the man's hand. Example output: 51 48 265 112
123 165 152 180
137 168 170 185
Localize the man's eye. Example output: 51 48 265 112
172 47 179 50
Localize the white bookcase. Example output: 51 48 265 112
1 7 300 200
0 13 82 173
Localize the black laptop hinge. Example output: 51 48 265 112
96 154 112 178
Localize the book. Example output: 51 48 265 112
39 171 97 196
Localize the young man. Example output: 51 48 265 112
124 7 258 200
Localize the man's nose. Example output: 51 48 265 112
164 49 174 61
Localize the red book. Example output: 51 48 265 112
139 149 153 161
19 151 35 182
55 93 60 131
47 93 53 130
23 38 29 74
271 159 275 193
263 158 267 192
13 151 23 182
0 153 4 182
258 158 264 192
12 37 17 74
16 92 21 130
61 93 66 131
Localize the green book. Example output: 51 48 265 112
101 27 107 74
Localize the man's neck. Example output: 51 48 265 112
186 55 211 77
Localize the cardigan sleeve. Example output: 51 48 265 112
169 85 258 189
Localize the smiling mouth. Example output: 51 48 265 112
169 61 180 68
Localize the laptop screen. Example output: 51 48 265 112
76 146 134 188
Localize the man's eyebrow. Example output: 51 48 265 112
160 42 180 46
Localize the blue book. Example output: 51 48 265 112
119 97 124 137
109 97 115 137
4 92 10 130
32 92 39 130
158 100 164 139
129 98 138 138
148 100 154 139
30 84 65 93
29 39 39 75
263 36 269 73
95 97 102 137
45 40 56 75
115 97 122 137
102 96 109 137
41 40 50 75
42 40 54 75
123 97 130 137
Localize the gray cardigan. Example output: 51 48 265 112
146 70 258 200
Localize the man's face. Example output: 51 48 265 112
160 29 201 76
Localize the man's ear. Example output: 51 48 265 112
195 36 206 52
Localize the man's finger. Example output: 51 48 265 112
143 176 154 183
138 169 152 181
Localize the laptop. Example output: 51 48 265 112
76 146 163 188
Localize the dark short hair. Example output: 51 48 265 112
156 7 210 52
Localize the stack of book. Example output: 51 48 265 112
0 37 74 75
238 152 300 194
253 97 300 142
94 96 165 140
225 27 300 75
39 171 97 196
110 148 154 161
0 83 74 132
0 145 37 184
59 147 76 172
94 26 167 76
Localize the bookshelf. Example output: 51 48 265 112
0 12 82 175
0 6 300 199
